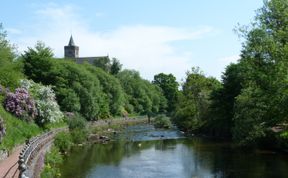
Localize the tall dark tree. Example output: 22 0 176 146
207 62 244 137
110 58 122 75
153 73 179 113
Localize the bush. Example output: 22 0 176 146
54 132 72 153
154 115 172 129
4 88 37 121
67 114 88 144
70 129 88 144
20 79 64 125
41 146 63 178
67 114 87 130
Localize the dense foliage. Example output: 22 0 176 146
154 115 172 129
20 79 64 125
172 0 288 148
173 67 220 132
21 43 166 120
153 73 179 113
117 70 167 115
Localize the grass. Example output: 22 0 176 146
0 95 68 152
0 104 42 151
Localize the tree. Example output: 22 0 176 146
153 73 179 113
117 69 167 115
173 67 221 132
110 58 122 75
22 41 54 85
231 0 288 145
0 23 23 89
93 57 111 72
207 62 245 137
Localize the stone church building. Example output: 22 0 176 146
64 35 109 64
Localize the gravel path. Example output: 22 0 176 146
0 145 23 178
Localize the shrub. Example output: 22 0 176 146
20 79 64 125
68 114 88 144
154 115 172 129
67 114 87 130
54 132 72 153
4 88 37 121
41 146 63 178
70 129 88 144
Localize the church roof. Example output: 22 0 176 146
68 35 76 46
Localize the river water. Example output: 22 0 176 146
59 124 288 178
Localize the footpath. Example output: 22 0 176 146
0 145 22 178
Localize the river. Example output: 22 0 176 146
59 124 288 178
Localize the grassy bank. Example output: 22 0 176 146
0 94 67 153
0 104 42 152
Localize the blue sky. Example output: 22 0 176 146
0 0 263 81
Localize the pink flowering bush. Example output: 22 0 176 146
4 88 37 121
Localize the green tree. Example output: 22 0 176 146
207 63 245 137
110 58 122 75
117 70 167 115
84 64 126 116
0 23 23 89
231 0 288 145
93 57 111 72
173 67 220 132
22 41 54 85
22 42 109 120
153 73 179 113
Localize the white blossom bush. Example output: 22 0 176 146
20 79 64 125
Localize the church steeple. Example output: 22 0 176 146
68 35 75 46
64 35 79 58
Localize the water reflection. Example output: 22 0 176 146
60 124 288 178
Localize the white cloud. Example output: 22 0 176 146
8 4 214 81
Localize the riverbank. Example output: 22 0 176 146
40 116 149 177
59 123 288 178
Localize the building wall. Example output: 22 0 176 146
64 46 79 58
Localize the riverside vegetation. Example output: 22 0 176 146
0 0 288 176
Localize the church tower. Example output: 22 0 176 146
64 35 79 58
